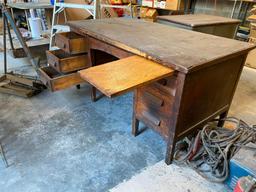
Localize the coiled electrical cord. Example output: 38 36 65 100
174 117 256 183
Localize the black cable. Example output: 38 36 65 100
174 117 256 183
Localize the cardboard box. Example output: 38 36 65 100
140 7 158 22
249 37 256 44
101 0 118 18
165 0 184 10
250 23 256 38
246 48 256 69
110 0 122 5
64 0 91 20
122 0 137 4
249 5 256 15
248 15 256 22
151 0 184 10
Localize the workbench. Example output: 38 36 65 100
157 14 241 38
67 18 255 164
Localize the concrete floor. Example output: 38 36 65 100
0 52 255 192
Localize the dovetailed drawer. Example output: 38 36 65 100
55 32 88 54
46 49 88 73
38 66 84 92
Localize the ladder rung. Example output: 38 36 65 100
49 46 60 51
52 25 70 31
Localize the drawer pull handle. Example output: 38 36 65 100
157 79 167 86
142 111 161 126
144 91 164 107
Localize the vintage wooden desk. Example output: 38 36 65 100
67 18 255 164
157 14 241 38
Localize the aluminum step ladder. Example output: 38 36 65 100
49 0 100 50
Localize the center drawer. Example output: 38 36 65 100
46 49 88 73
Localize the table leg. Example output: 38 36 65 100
165 134 176 165
218 111 228 127
91 86 97 102
132 116 139 136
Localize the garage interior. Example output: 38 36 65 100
0 0 256 192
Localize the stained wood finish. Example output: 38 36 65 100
157 14 240 39
68 18 255 164
79 55 174 97
87 37 133 101
157 14 241 27
134 79 176 140
38 66 84 92
68 18 255 73
46 49 88 73
55 32 88 54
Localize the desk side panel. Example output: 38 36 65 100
175 54 247 138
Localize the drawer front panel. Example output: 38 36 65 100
38 66 84 92
46 50 88 73
55 32 88 54
136 88 173 119
135 85 175 139
149 74 177 97
136 108 171 140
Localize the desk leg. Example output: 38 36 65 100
132 116 139 136
88 48 97 102
132 90 139 136
165 135 176 165
218 111 228 127
165 72 185 165
91 87 97 102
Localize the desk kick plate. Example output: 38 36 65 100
79 56 174 97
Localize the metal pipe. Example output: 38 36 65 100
3 10 7 74
6 17 15 51
0 143 8 167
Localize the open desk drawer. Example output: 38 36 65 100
38 66 84 92
78 56 174 97
55 32 88 54
46 49 88 73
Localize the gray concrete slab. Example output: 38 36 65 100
0 52 255 192
0 53 166 192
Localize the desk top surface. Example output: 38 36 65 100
7 3 53 9
157 14 241 27
68 18 255 73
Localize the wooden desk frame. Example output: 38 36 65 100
71 26 249 165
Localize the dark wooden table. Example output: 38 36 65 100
68 18 255 164
157 14 241 38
